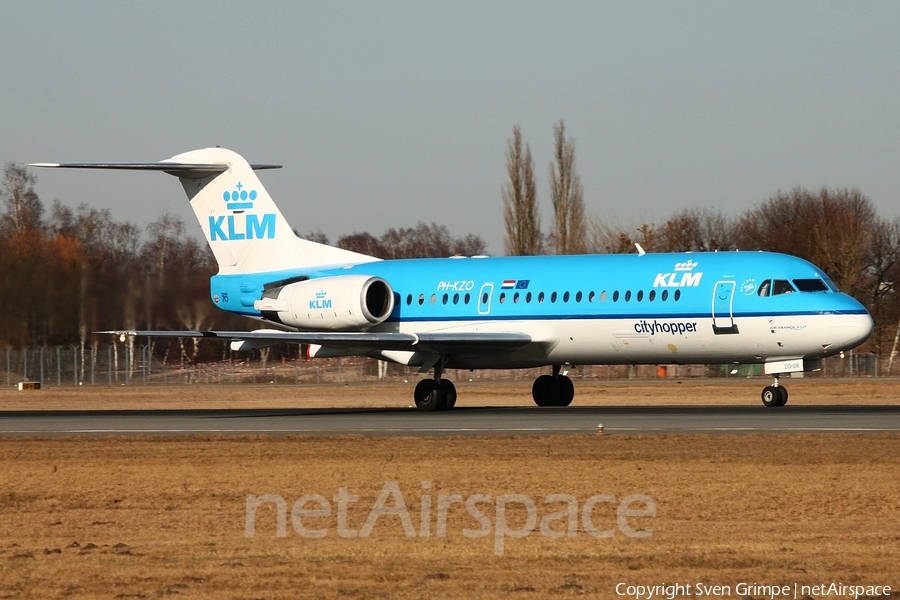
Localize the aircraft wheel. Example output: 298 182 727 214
557 375 575 407
414 379 445 412
440 379 457 410
776 386 788 407
761 386 781 408
532 375 557 407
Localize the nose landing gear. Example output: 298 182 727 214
761 375 788 407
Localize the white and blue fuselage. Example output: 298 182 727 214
210 251 871 370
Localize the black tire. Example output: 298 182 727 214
761 386 781 407
439 379 457 410
557 375 575 407
414 379 445 411
776 386 788 407
532 374 557 407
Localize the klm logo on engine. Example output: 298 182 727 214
309 290 332 310
653 259 703 288
209 182 276 241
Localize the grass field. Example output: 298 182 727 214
1 382 898 599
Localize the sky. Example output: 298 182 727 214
1 1 899 254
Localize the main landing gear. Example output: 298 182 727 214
413 361 457 412
412 363 576 411
531 365 575 407
761 375 789 407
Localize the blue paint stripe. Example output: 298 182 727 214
224 308 867 323
384 309 868 324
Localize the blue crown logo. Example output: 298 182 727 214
316 291 327 299
222 182 258 211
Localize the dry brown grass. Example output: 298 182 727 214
1 434 898 599
0 378 898 411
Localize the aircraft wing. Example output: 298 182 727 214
100 329 533 354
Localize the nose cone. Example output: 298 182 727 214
828 295 873 351
833 314 874 349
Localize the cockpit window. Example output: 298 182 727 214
792 278 829 292
757 280 771 297
823 275 839 292
772 280 796 295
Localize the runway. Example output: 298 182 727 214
2 405 900 436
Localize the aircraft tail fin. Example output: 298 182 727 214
31 147 377 274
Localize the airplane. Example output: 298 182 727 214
31 147 874 410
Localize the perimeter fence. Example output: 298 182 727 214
1 345 881 388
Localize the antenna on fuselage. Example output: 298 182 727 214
635 243 646 256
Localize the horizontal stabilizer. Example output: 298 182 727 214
29 162 281 173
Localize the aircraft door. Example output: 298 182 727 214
477 283 493 315
712 280 739 334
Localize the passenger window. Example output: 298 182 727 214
589 291 595 302
430 294 436 305
406 294 412 305
600 291 607 302
465 293 471 304
526 292 532 303
442 294 448 305
418 294 425 305
674 290 681 301
613 290 619 302
649 290 656 301
539 292 545 303
576 291 583 302
636 290 643 302
513 292 520 303
563 291 570 302
772 280 795 295
499 293 506 304
757 280 771 297
661 290 668 301
453 293 459 304
551 292 558 303
625 290 631 302
792 279 828 292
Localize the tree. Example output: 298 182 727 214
502 126 541 255
452 233 488 257
588 218 658 254
301 229 329 244
337 231 386 258
656 207 736 252
866 217 900 363
0 163 43 236
548 120 586 254
339 223 487 259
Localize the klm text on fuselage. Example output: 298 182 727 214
653 272 702 287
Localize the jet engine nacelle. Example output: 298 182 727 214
254 275 394 331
